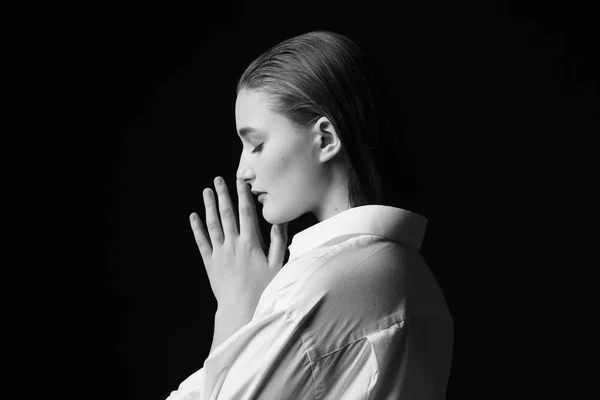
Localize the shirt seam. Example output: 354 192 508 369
311 318 408 363
294 235 379 285
301 242 403 364
288 233 378 265
284 239 367 303
300 333 320 400
289 240 371 400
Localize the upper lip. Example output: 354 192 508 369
251 190 265 196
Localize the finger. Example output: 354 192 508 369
190 212 212 259
236 179 261 246
255 211 267 254
267 222 289 269
214 176 239 240
203 187 224 247
258 224 268 254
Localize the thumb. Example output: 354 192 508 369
267 222 288 269
255 223 267 254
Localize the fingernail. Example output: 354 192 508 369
190 213 196 222
215 177 222 186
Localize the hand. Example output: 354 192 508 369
189 176 289 316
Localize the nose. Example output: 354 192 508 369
236 152 253 186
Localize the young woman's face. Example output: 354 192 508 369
235 89 329 225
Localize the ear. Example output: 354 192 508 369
312 116 343 163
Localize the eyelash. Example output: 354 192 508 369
251 143 264 154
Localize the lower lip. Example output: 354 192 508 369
258 193 266 202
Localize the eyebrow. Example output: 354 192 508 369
238 127 264 138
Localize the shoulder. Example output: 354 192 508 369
291 235 450 331
290 236 422 327
291 236 450 361
311 236 424 294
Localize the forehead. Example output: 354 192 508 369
235 89 273 128
235 89 306 141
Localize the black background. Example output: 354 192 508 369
23 1 598 399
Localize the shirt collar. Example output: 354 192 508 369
287 205 428 262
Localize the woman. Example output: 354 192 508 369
168 31 453 399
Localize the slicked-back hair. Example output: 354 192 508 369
237 30 410 209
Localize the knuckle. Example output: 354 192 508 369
196 241 207 252
195 239 211 254
221 240 235 253
238 237 254 252
206 221 221 232
239 205 253 217
220 207 235 219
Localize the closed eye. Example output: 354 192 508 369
251 143 264 154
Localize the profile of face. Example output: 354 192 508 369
235 89 348 225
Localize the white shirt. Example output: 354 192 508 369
167 205 453 399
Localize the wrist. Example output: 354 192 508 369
209 305 254 355
215 304 254 322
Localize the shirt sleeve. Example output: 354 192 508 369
310 316 454 400
165 294 325 400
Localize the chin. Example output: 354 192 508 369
261 206 277 225
262 202 306 226
260 204 286 226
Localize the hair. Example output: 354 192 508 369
236 30 414 209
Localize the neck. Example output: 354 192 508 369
313 167 351 222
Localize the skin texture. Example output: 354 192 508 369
189 176 289 354
188 89 354 351
235 89 352 223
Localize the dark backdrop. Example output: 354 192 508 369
81 2 599 399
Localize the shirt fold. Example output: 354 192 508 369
167 205 453 399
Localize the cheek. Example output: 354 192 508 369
276 157 316 193
264 141 311 188
266 153 292 177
